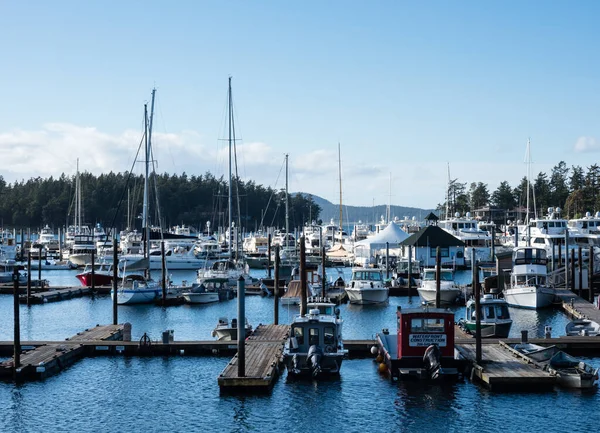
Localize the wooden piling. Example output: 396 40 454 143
300 237 307 316
91 248 95 291
38 245 42 285
13 266 20 378
564 230 569 288
274 245 280 325
26 251 31 306
435 246 441 308
161 241 167 305
589 246 594 303
408 245 413 293
112 238 118 325
473 250 481 363
237 276 246 378
570 248 575 292
321 246 326 298
578 246 583 298
386 242 390 279
267 234 272 279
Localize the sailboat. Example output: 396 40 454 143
65 160 96 267
326 143 352 265
200 77 253 288
112 90 161 305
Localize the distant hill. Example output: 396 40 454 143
295 193 436 225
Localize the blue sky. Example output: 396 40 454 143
2 1 600 210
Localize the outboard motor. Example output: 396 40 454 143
307 345 324 377
423 344 442 379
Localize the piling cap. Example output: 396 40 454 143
237 275 245 281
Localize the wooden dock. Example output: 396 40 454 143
0 324 124 381
218 324 290 392
555 289 600 323
457 342 555 390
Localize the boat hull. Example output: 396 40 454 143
182 292 219 304
345 287 389 305
417 288 462 305
283 353 345 376
112 288 160 305
503 286 555 309
464 320 512 338
76 273 114 287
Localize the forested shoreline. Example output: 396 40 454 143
0 171 320 232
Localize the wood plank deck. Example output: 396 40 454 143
555 289 600 324
457 343 555 390
0 324 124 381
218 324 290 392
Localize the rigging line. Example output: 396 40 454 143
106 126 147 242
156 91 177 170
231 93 243 241
150 143 164 239
259 156 286 228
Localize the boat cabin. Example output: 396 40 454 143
397 307 455 359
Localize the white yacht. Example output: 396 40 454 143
568 211 600 247
345 268 388 304
417 268 462 305
438 212 492 264
504 246 555 309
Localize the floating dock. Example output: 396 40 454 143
556 289 600 323
0 324 124 381
456 342 555 390
218 324 290 392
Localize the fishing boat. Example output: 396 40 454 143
283 296 347 377
504 246 555 309
458 294 512 338
345 267 389 304
376 306 464 380
417 268 462 305
181 277 233 304
212 317 252 341
565 318 600 336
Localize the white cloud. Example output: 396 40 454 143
574 136 600 153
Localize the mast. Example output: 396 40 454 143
285 153 289 247
75 158 81 232
228 77 233 261
338 143 343 236
446 163 450 220
142 102 149 259
387 172 391 224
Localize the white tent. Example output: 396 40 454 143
353 222 409 263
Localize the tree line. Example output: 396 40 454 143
0 172 321 234
438 161 600 220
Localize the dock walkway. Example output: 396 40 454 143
457 342 555 390
218 324 290 392
0 324 123 380
555 289 600 323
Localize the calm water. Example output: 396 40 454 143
0 268 598 432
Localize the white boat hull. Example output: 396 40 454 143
182 292 219 304
112 288 160 305
417 287 462 305
345 287 389 305
119 255 206 270
503 286 555 309
69 253 92 267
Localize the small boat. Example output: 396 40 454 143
280 280 318 305
565 319 600 336
510 343 599 389
548 351 599 389
417 268 462 305
283 296 347 377
212 317 252 341
112 274 160 305
75 262 114 286
182 277 233 304
458 294 512 338
345 268 389 305
376 306 464 380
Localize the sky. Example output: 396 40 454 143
2 1 600 210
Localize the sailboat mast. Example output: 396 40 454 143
285 153 289 247
446 163 450 220
387 172 391 224
228 77 233 261
75 158 81 232
525 138 531 225
142 102 149 259
338 143 343 235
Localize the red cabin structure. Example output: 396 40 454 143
376 306 463 380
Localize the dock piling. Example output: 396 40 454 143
13 266 21 378
435 247 441 308
274 245 280 325
300 237 307 317
91 248 95 291
578 246 583 297
27 251 31 306
112 237 118 325
237 276 246 378
161 241 167 305
589 246 594 303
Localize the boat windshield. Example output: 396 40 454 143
422 270 453 281
352 271 382 281
410 317 445 332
